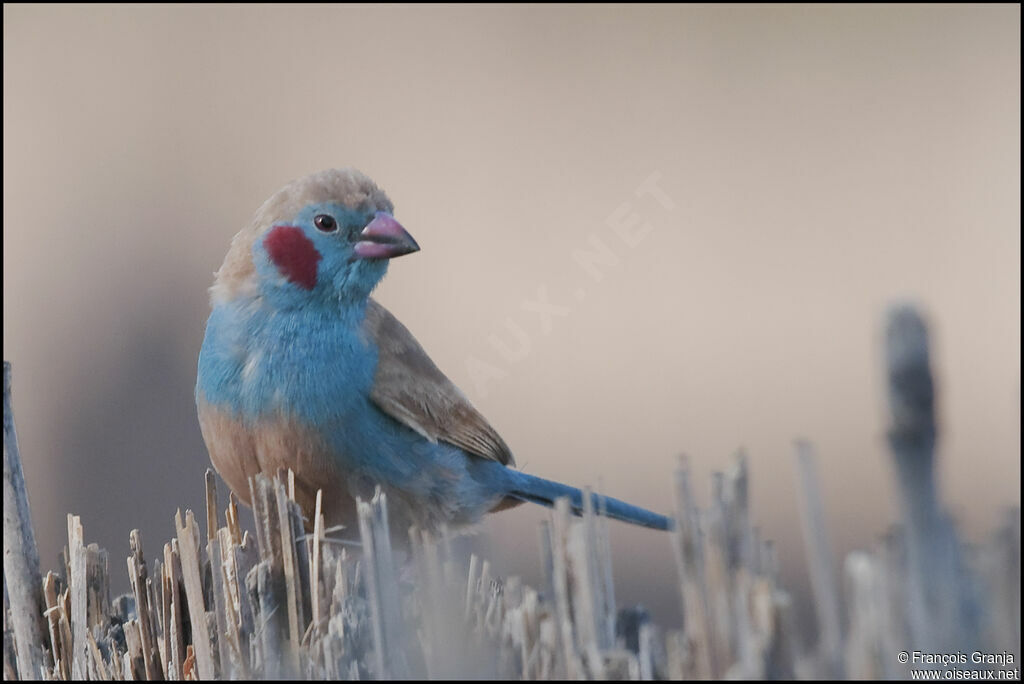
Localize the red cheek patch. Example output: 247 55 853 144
263 225 322 290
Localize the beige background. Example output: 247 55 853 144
4 4 1019 627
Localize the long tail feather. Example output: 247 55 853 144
504 470 671 531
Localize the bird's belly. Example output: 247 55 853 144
197 397 504 537
197 399 363 531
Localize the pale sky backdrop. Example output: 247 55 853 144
3 5 1019 629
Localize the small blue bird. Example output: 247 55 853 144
196 168 670 535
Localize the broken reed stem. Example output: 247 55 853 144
794 441 844 678
175 509 215 679
884 305 976 655
670 455 716 678
3 361 49 680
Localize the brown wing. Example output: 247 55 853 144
363 299 515 466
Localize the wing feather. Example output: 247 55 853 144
363 299 515 466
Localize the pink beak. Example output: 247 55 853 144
354 212 420 260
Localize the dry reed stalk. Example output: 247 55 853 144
3 362 50 680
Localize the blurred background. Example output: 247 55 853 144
3 5 1019 631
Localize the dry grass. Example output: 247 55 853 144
3 306 1019 680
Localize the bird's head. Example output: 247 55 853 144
211 168 419 307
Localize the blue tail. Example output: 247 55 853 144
504 470 672 531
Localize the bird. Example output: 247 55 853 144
196 168 671 537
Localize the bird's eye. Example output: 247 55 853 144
314 214 338 233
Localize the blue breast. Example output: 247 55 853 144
197 297 377 425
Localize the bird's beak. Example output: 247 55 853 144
354 212 420 260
